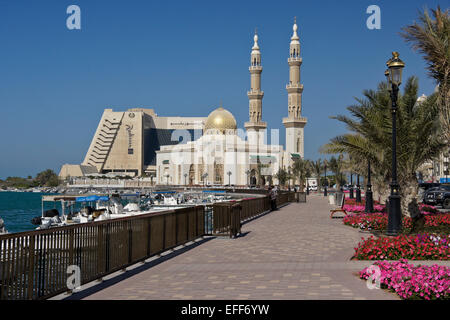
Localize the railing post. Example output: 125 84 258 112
97 225 104 280
27 235 35 300
175 211 179 245
105 224 110 273
147 218 151 257
162 215 166 251
128 220 133 264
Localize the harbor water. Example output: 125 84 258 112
0 192 60 233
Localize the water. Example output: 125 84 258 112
0 192 61 233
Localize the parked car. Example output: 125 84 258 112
307 185 318 191
423 185 450 208
418 182 441 202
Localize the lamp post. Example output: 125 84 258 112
386 51 405 235
349 172 354 199
165 174 170 185
365 159 374 213
324 164 328 197
444 155 449 183
356 174 361 203
245 169 251 187
150 173 154 186
227 171 232 186
287 167 291 190
202 173 208 187
184 173 188 186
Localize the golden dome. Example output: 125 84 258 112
204 107 237 134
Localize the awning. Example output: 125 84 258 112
290 153 301 159
249 155 277 164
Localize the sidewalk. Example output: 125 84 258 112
63 195 447 300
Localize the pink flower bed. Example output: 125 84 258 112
343 203 440 215
343 204 385 213
353 234 450 260
343 212 450 231
419 204 440 215
360 259 450 300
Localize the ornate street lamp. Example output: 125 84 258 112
287 167 291 190
202 172 208 186
386 51 405 235
365 159 374 213
349 172 354 199
227 171 232 186
356 174 362 203
184 173 188 185
165 174 170 185
150 173 154 186
324 164 328 197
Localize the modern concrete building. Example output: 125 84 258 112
60 108 205 178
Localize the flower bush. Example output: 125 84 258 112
359 259 450 300
419 204 439 215
353 234 450 260
343 204 385 213
344 198 380 206
343 200 439 215
343 212 450 231
343 212 387 230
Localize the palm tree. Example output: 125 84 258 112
401 6 450 142
322 158 329 189
328 155 345 190
292 158 311 192
310 159 322 190
321 77 446 215
275 168 288 187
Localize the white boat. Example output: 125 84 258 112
0 217 7 235
31 194 185 230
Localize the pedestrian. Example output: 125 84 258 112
270 185 277 211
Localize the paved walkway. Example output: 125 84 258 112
63 195 432 300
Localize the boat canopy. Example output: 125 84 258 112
152 191 176 194
202 190 226 194
76 195 109 202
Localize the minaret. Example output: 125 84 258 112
283 18 307 162
245 29 267 146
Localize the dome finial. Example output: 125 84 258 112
291 17 299 41
252 28 259 50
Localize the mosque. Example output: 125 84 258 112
59 20 307 186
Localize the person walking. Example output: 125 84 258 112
270 185 277 211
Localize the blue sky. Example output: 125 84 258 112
0 0 443 179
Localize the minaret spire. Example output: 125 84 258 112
283 18 307 162
245 28 266 145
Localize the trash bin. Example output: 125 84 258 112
335 192 344 206
297 192 306 203
328 195 335 205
